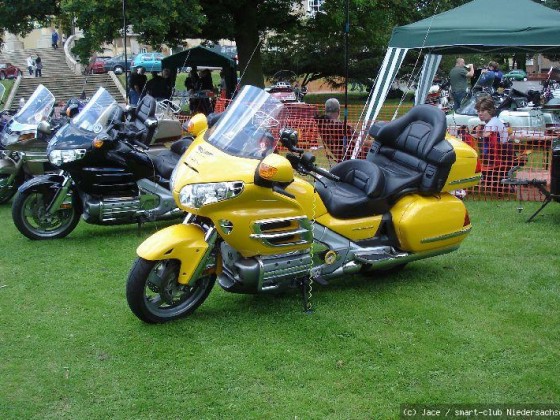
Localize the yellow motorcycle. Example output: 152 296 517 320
126 85 480 323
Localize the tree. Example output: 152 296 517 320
62 0 205 63
262 0 470 88
0 0 61 37
196 0 300 88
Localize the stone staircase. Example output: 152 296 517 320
0 47 125 110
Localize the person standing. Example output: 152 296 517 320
26 55 34 76
315 98 354 162
129 67 147 105
449 58 474 111
34 55 43 77
51 29 59 49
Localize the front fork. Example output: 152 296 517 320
46 171 73 214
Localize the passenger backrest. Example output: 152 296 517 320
133 95 157 145
367 104 456 193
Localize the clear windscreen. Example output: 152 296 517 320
71 87 119 133
204 85 285 159
13 84 55 125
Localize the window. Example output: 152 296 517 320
307 0 324 15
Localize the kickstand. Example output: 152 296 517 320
300 278 314 314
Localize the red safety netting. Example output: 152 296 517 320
179 98 558 203
449 124 556 202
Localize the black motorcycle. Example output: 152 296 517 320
11 87 191 240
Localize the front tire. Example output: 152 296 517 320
12 188 80 240
114 65 124 74
126 257 216 323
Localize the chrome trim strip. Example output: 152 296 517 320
420 226 472 244
448 175 482 185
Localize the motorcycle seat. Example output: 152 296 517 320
366 104 455 195
127 94 157 145
152 150 180 180
152 138 193 179
317 105 456 219
315 159 389 219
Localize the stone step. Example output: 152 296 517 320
10 74 125 110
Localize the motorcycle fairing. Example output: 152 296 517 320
136 223 210 285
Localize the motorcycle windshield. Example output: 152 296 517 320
473 71 495 90
13 84 55 125
71 87 118 133
204 85 285 159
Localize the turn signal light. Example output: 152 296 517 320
258 163 278 180
92 138 104 148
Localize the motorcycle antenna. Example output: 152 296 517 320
123 0 128 103
343 0 349 131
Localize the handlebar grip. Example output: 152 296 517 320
314 166 340 182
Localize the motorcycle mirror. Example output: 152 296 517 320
144 118 158 129
37 120 52 135
279 128 301 152
186 113 208 137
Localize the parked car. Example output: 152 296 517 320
85 56 111 75
103 54 135 74
0 63 23 80
132 53 165 72
503 69 528 81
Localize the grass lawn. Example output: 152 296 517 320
0 199 559 418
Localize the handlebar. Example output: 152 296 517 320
287 152 340 182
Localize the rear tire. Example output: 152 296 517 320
11 188 80 240
114 65 124 74
126 257 215 323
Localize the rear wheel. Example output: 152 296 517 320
12 188 80 240
113 65 124 74
126 257 216 323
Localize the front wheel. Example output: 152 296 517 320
126 257 216 323
113 65 124 74
12 188 80 240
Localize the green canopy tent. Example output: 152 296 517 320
162 46 237 99
356 0 560 156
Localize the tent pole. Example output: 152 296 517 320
344 0 349 131
122 0 128 104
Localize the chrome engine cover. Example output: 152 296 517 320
81 179 180 224
218 242 312 293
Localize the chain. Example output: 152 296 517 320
303 183 318 314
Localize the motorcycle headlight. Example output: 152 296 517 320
179 181 244 209
48 149 87 166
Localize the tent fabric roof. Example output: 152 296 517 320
389 0 560 54
162 46 236 70
162 46 237 99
